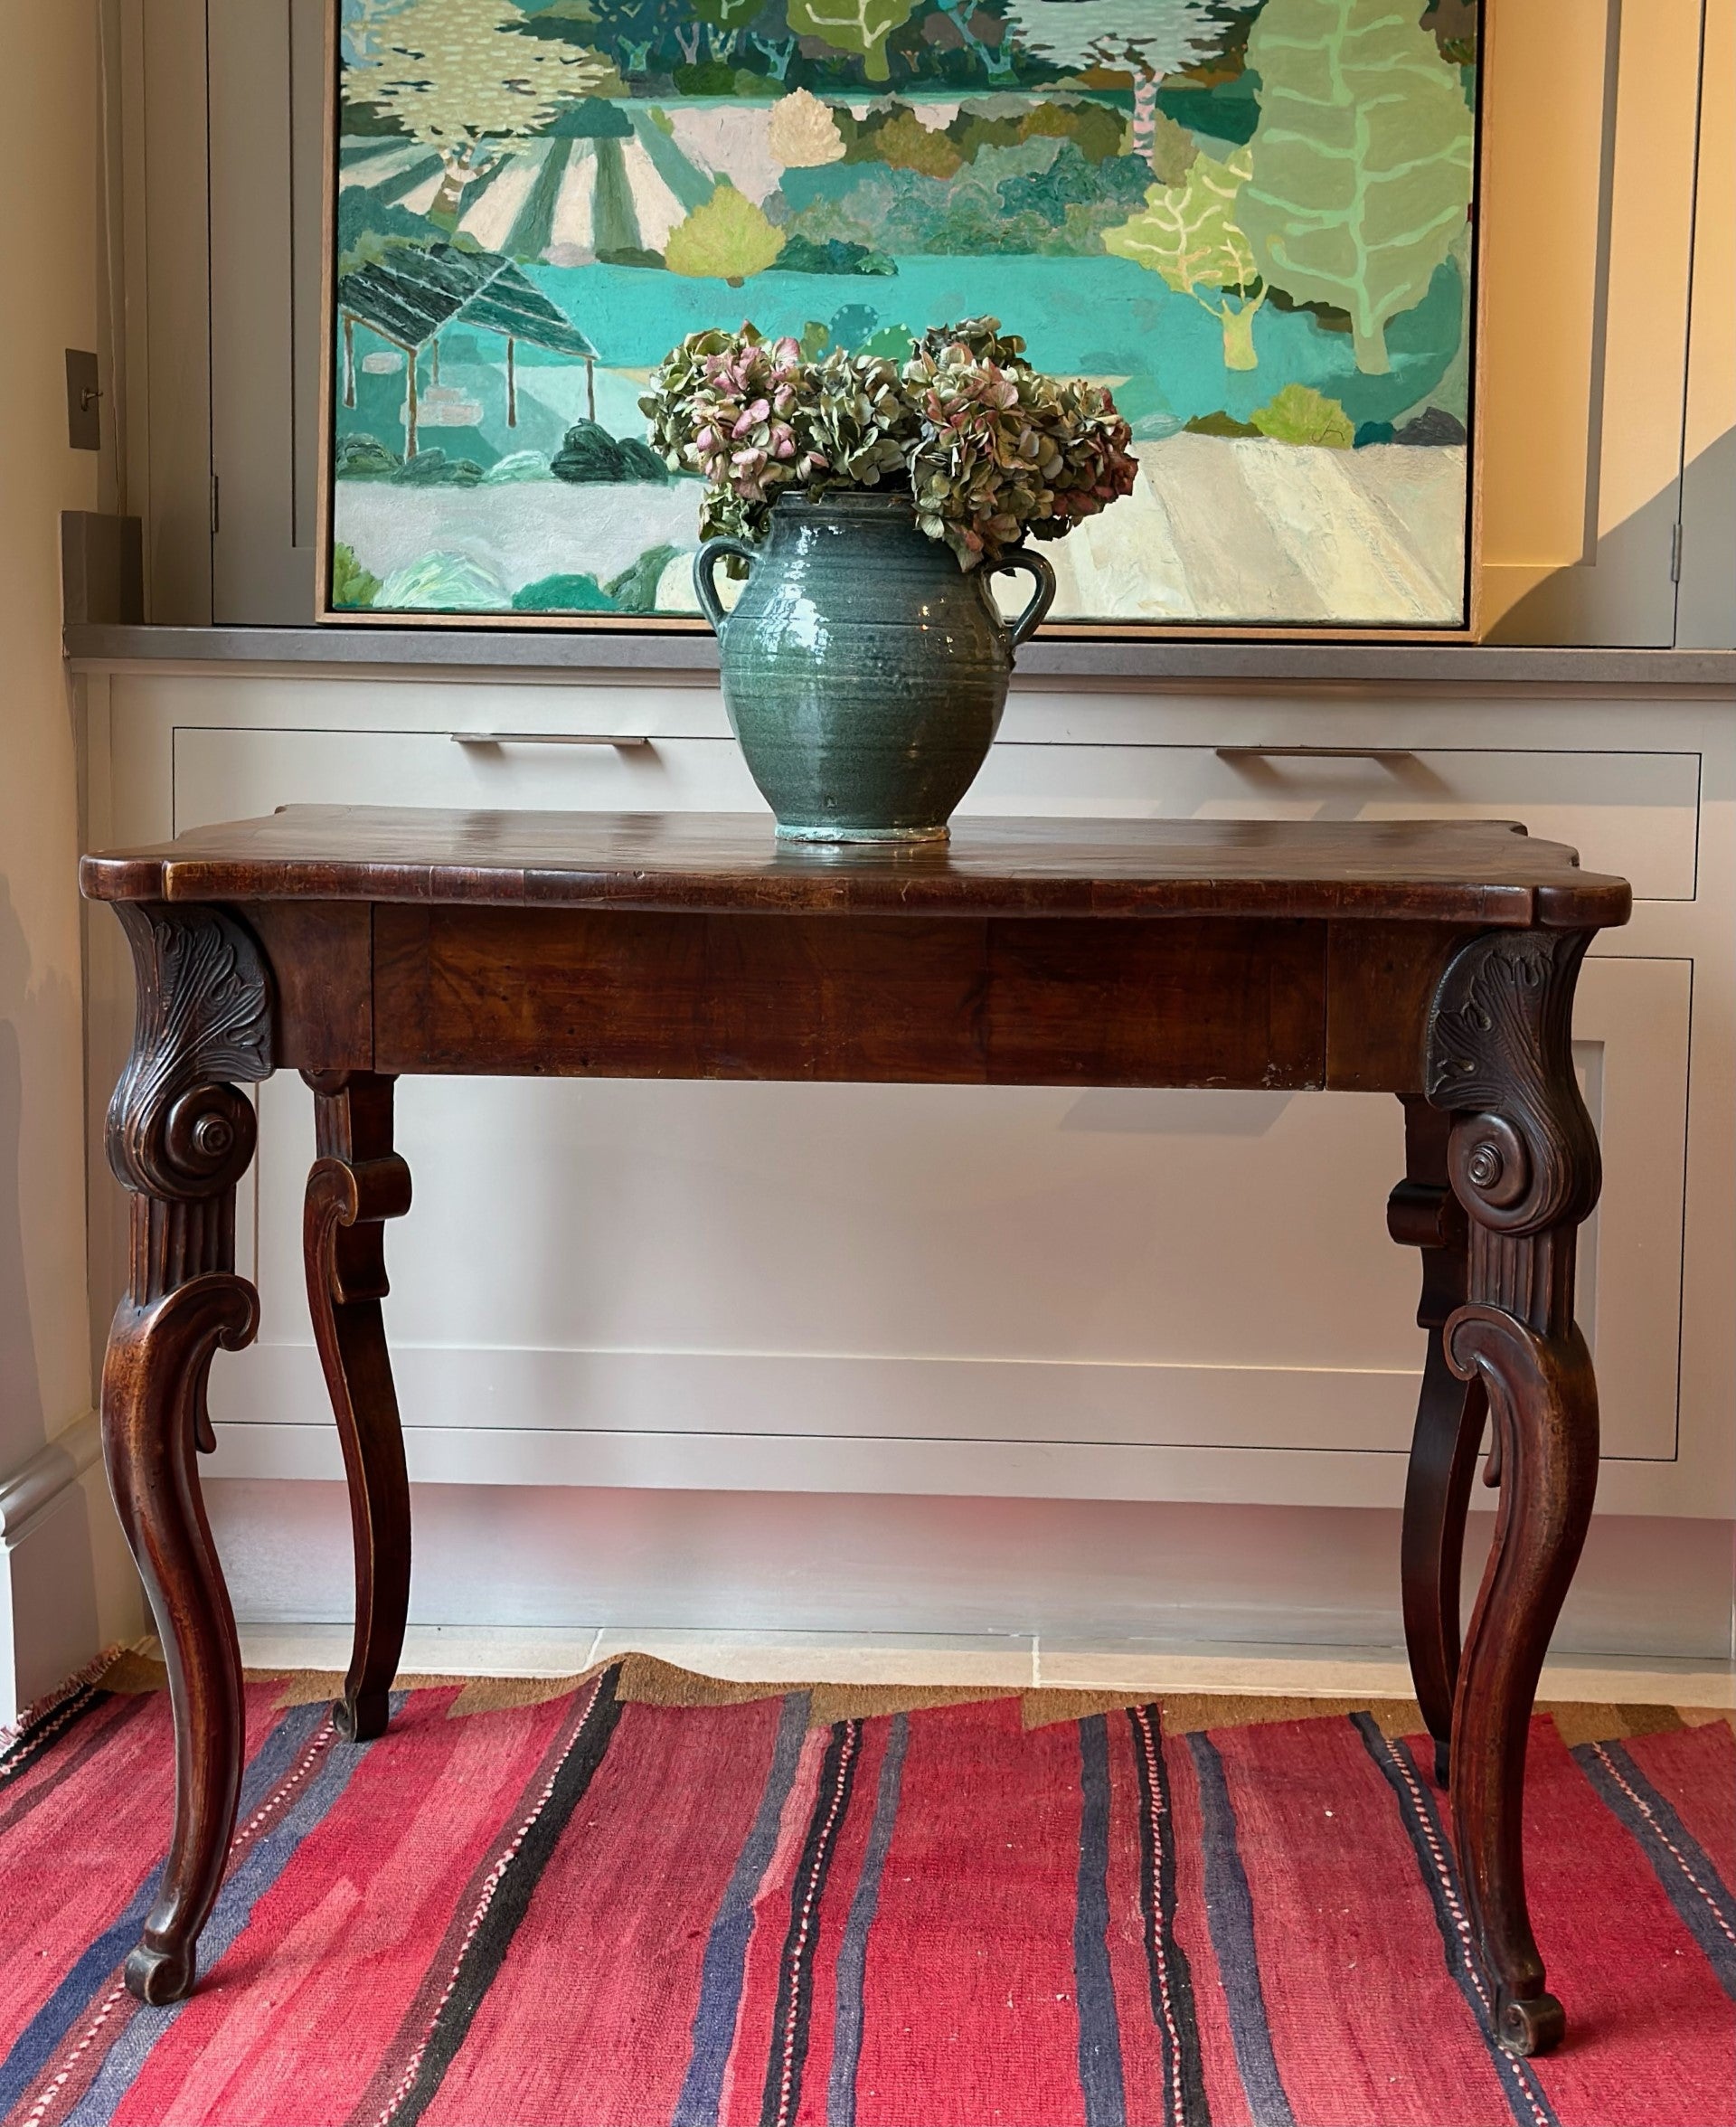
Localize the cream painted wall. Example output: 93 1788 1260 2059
1677 0 1736 646
1477 0 1714 641
0 0 138 1725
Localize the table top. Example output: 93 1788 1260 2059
80 807 1632 928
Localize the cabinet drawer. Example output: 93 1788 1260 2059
174 725 761 829
965 743 1697 902
175 729 1695 904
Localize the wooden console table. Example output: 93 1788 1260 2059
82 808 1629 2054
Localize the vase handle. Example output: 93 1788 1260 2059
989 547 1057 648
693 537 760 637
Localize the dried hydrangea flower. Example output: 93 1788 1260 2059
642 316 1137 575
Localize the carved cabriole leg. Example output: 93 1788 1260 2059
101 903 273 2004
303 1070 411 1744
1427 927 1601 2058
1389 1096 1485 1788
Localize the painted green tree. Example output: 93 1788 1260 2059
664 180 786 282
767 87 844 167
1251 382 1354 446
1236 0 1475 374
1103 147 1266 369
786 0 921 82
342 0 415 67
690 0 764 65
1001 0 1222 169
357 0 612 221
932 0 1017 82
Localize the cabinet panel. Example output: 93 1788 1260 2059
184 728 1689 1495
1570 958 1691 1457
174 725 760 827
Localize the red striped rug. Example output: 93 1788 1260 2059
1 1659 1731 2127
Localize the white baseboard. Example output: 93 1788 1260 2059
0 1412 101 1544
0 1414 110 1728
204 1479 1736 1665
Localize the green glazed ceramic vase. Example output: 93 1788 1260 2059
693 491 1056 843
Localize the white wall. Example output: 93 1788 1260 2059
0 0 140 1725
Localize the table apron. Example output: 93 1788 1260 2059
226 903 1475 1093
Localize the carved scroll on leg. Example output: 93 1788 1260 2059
100 903 273 2003
104 1279 257 2004
1427 927 1601 2057
304 1071 411 1744
1389 1096 1485 1788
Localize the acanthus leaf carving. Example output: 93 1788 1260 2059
108 903 275 1202
1425 929 1599 1237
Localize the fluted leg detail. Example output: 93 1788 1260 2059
98 901 275 2003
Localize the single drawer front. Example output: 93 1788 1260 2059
174 729 1695 903
372 905 1329 1088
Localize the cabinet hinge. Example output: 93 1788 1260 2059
1669 520 1684 582
210 473 220 539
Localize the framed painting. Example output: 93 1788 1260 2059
320 0 1485 634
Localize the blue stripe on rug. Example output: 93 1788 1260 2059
1184 1731 1295 2127
1574 1737 1736 2001
825 1713 906 2127
0 1697 326 2116
1074 1714 1127 2127
68 1697 388 2125
1352 1716 1562 2127
674 1691 811 2127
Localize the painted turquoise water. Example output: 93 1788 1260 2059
344 254 1464 453
332 241 1463 562
510 252 1461 432
335 242 1460 470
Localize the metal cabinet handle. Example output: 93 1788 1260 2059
1216 745 1415 761
450 732 651 748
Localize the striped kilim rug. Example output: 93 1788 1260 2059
0 1655 1731 2127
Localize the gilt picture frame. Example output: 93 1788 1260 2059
317 0 1487 637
